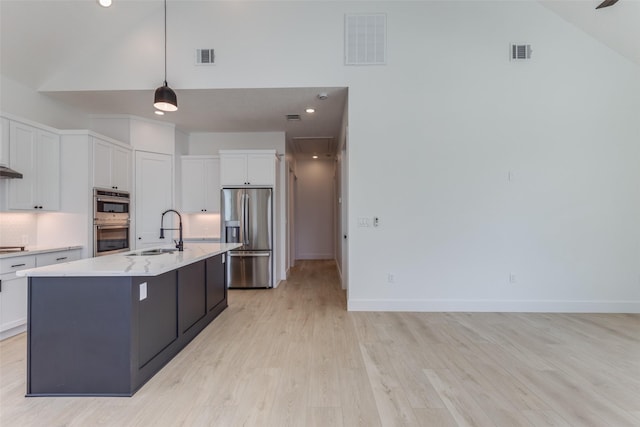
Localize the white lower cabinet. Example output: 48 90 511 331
0 255 35 339
36 248 81 267
0 248 81 340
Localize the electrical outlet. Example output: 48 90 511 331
139 282 147 301
509 273 517 284
387 273 395 284
373 217 380 227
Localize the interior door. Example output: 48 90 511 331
135 151 173 249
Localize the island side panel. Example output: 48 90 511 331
136 271 179 368
27 276 133 396
206 254 226 312
178 261 206 334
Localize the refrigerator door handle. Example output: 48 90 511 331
229 252 270 257
242 193 247 245
245 193 250 245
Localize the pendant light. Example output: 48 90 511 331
154 0 178 112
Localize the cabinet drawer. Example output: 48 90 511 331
36 249 81 267
0 256 36 274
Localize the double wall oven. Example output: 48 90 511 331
93 188 130 257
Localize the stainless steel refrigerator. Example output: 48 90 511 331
221 188 273 288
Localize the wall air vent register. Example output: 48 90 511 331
511 44 532 61
345 14 387 65
196 49 215 65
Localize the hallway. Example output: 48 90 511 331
1 260 639 426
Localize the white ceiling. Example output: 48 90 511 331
539 0 640 66
45 87 348 158
1 0 638 158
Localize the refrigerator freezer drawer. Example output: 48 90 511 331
227 251 272 288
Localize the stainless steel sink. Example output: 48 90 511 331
128 249 176 256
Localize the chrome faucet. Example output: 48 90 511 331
160 209 184 251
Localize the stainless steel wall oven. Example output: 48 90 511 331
93 188 130 256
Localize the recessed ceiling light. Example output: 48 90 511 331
154 110 165 116
312 155 318 159
305 108 315 114
98 0 112 7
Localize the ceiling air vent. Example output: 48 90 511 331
286 114 301 121
196 49 215 65
511 44 532 61
345 14 387 65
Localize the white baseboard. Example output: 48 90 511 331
347 298 640 313
0 324 27 341
297 253 334 260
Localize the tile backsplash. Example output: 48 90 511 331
183 213 220 239
0 212 37 247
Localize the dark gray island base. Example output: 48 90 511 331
26 253 226 397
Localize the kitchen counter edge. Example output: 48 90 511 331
17 243 240 278
0 246 83 260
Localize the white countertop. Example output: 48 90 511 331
17 243 240 277
0 245 83 259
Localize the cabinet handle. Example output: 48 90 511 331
56 257 68 261
0 279 2 293
11 263 26 268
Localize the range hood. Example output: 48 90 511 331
0 165 23 179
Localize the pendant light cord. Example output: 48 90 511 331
163 0 167 85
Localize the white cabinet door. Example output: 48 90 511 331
35 130 60 211
246 154 275 186
135 151 173 248
0 117 9 166
0 255 36 338
0 275 28 332
220 151 275 186
7 122 60 211
93 138 131 191
204 157 220 211
181 156 220 213
111 146 131 191
220 154 248 186
8 122 36 209
181 157 205 213
92 138 112 189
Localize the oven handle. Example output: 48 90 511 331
95 224 129 230
96 196 130 204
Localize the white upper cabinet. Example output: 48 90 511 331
92 137 131 191
219 150 276 187
181 156 220 213
8 121 60 211
0 117 9 165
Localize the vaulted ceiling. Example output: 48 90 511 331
1 1 638 158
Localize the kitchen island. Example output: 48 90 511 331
17 243 240 397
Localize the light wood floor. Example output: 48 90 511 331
1 260 639 426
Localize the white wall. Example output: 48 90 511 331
295 159 335 260
189 132 285 154
3 1 639 311
0 75 88 130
